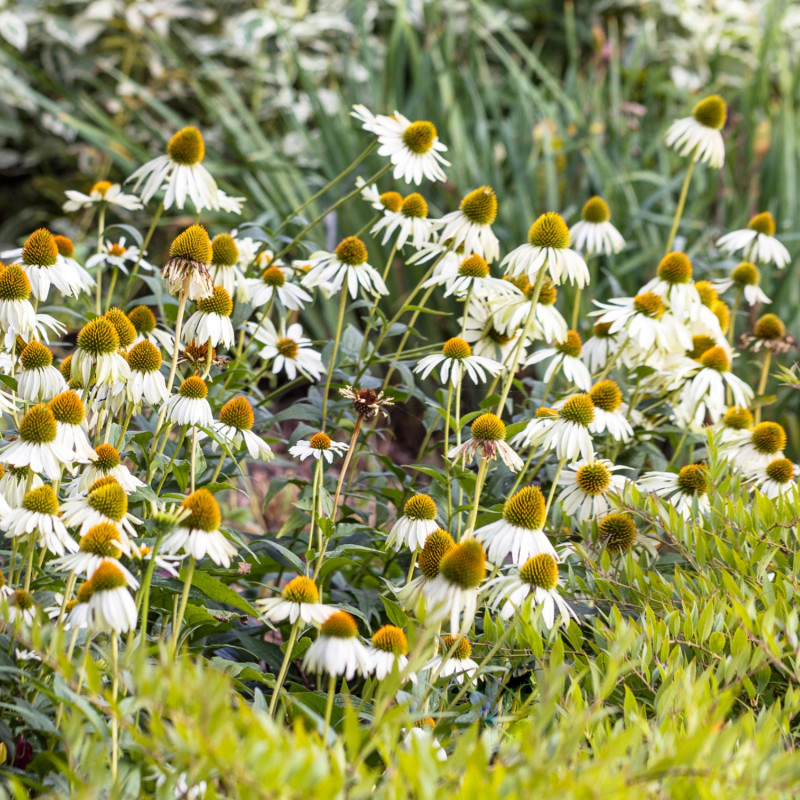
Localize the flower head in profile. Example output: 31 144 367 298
540 394 596 463
367 624 413 682
299 236 387 299
60 476 139 544
182 285 235 349
414 337 503 387
742 313 796 355
302 610 371 679
714 262 771 307
503 212 589 287
461 297 524 362
716 212 790 268
352 105 449 185
75 444 144 495
164 376 214 429
256 576 336 626
397 528 454 610
511 407 559 451
212 396 273 461
588 380 633 442
86 237 153 277
12 228 85 301
0 264 38 346
386 493 440 552
289 431 349 463
570 196 626 256
721 420 787 470
639 251 701 321
247 264 311 312
63 180 143 212
2 484 77 557
161 225 214 300
526 330 592 391
371 192 435 249
421 253 511 299
0 403 75 480
425 538 486 634
434 186 500 263
208 233 250 303
665 94 727 168
598 513 639 555
52 522 133 582
492 274 568 344
424 635 480 684
448 413 524 472
126 340 169 407
18 340 66 403
638 464 710 519
84 561 138 632
747 457 799 500
128 304 174 352
127 125 221 211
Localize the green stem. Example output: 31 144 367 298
110 634 119 782
357 242 398 369
136 533 164 643
170 556 195 655
121 201 163 306
323 673 337 739
104 267 119 314
268 620 301 718
321 288 349 429
465 459 490 535
189 428 198 493
156 426 188 495
727 287 742 346
443 382 454 526
544 459 567 518
307 457 323 574
22 535 36 593
95 205 106 317
665 154 696 255
755 350 772 425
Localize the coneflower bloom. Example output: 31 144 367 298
714 262 770 307
127 126 220 211
212 396 273 461
510 407 559 451
492 274 568 343
164 376 213 428
716 406 754 445
63 179 143 212
367 625 412 681
664 94 727 169
352 105 449 185
302 610 371 680
0 264 38 347
162 489 237 567
76 445 144 495
208 233 249 303
52 235 95 293
540 394 595 463
15 228 82 300
460 297 523 362
425 538 486 635
721 421 787 470
402 720 448 762
716 212 790 268
65 585 92 630
421 252 509 299
397 528 454 610
588 380 633 441
6 590 36 626
71 317 130 388
182 285 235 349
569 196 626 256
18 340 66 402
474 485 555 566
84 561 138 632
0 466 42 508
558 459 628 522
639 252 701 321
487 553 576 628
161 225 214 300
251 320 324 381
424 635 480 684
247 264 311 312
128 304 174 352
582 321 619 373
52 522 133 583
638 464 710 519
49 390 95 464
126 340 169 406
448 413 524 472
434 186 500 263
414 337 503 387
386 493 440 551
371 192 435 249
0 404 74 480
61 477 139 543
747 458 799 499
597 513 639 555
299 236 387 299
256 576 336 626
503 212 589 287
86 237 152 276
289 431 349 463
525 330 592 391
2 485 76 556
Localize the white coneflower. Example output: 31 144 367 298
84 561 138 632
748 458 799 500
434 186 500 263
17 340 66 402
161 225 214 301
352 105 449 185
721 421 787 471
127 126 220 211
424 635 480 684
540 393 595 463
302 610 371 680
163 376 213 429
385 493 439 551
0 264 37 347
592 291 691 354
15 228 82 300
52 522 133 582
421 252 510 299
76 445 144 495
71 317 130 388
396 528 454 611
642 252 705 323
65 585 92 630
460 297 523 362
664 94 727 169
86 237 153 276
247 264 311 312
6 590 36 626
49 390 96 464
492 274 568 343
402 720 448 762
526 330 592 391
570 196 626 256
581 320 619 373
367 625 412 681
677 346 753 426
0 404 74 480
715 406 754 446
424 538 486 635
182 285 235 349
503 212 589 287
0 467 42 508
2 485 77 557
717 211 790 268
162 489 237 567
448 413 524 472
558 459 628 522
61 477 139 542
251 320 324 382
63 179 143 212
212 396 273 461
126 340 168 407
510 407 559 451
474 485 555 566
588 380 633 441
597 513 640 556
371 192 435 249
289 431 349 463
487 553 576 628
257 575 336 626
299 236 387 299
713 262 771 307
208 233 249 304
127 305 174 352
638 464 710 519
414 337 503 387
52 235 95 294
217 190 246 215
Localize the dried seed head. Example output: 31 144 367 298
598 513 637 554
503 486 546 530
180 488 221 531
692 94 727 130
460 186 497 226
754 313 786 341
211 233 239 267
528 212 570 249
219 396 254 431
166 126 205 165
21 228 58 267
519 553 558 590
439 539 486 589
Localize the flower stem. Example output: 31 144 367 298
307 457 323 575
156 425 187 495
110 633 120 782
465 458 490 536
121 200 163 306
323 673 337 739
443 382 454 526
94 205 106 317
170 556 195 655
268 620 300 718
727 287 743 346
544 458 567 517
189 428 198 493
755 350 772 425
321 288 349 429
136 533 163 643
665 154 696 255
